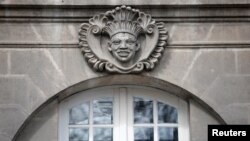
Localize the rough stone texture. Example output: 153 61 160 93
149 49 237 95
1 23 250 45
1 0 250 5
0 23 78 44
201 75 250 124
189 100 220 141
0 75 46 139
0 106 27 140
148 49 198 83
16 100 58 141
0 48 249 141
0 3 250 141
238 50 250 74
0 76 29 113
10 49 99 97
0 51 8 74
181 49 236 94
11 50 68 96
0 135 11 141
47 48 100 85
168 23 250 45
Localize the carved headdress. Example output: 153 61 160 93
103 6 143 37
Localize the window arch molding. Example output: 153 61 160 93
13 75 226 141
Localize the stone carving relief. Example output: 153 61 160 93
79 5 168 73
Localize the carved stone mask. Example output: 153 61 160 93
79 5 168 73
108 33 140 63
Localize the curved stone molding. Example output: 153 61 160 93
79 5 168 73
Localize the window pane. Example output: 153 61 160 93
158 102 177 123
94 128 113 141
69 128 89 141
69 102 89 125
134 127 153 141
134 97 153 124
93 97 113 124
158 127 178 141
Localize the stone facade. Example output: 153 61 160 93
0 1 250 141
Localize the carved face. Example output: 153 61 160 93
108 33 140 62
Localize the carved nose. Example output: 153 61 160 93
120 42 127 48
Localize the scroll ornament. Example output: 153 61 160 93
79 5 168 73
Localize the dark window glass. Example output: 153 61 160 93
69 102 89 125
94 128 113 141
69 128 89 141
134 127 154 141
158 127 178 141
158 102 177 123
134 97 153 124
93 97 113 124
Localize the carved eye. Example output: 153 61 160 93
112 40 121 45
126 40 136 45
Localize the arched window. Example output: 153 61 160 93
59 87 189 141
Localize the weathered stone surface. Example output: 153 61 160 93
0 76 49 140
48 48 100 85
220 103 250 124
189 100 220 141
148 49 197 85
0 3 250 141
2 44 246 141
8 48 102 113
148 49 236 95
1 0 250 5
1 23 250 46
0 134 11 141
0 106 27 140
201 75 250 124
11 49 70 96
169 23 250 45
0 23 78 44
181 50 236 94
0 76 29 112
1 7 250 21
0 51 8 74
237 50 250 74
16 101 58 141
27 77 47 112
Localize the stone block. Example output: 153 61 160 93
0 76 29 112
170 23 250 45
0 0 250 5
1 23 250 46
219 103 250 124
16 100 58 141
189 100 220 141
202 75 250 124
206 23 250 43
0 51 8 74
10 48 100 112
181 50 236 94
0 106 27 140
0 23 78 44
237 50 250 74
147 49 197 85
0 134 11 141
27 78 47 112
10 50 69 96
47 48 99 85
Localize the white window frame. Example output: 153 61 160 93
59 86 190 141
